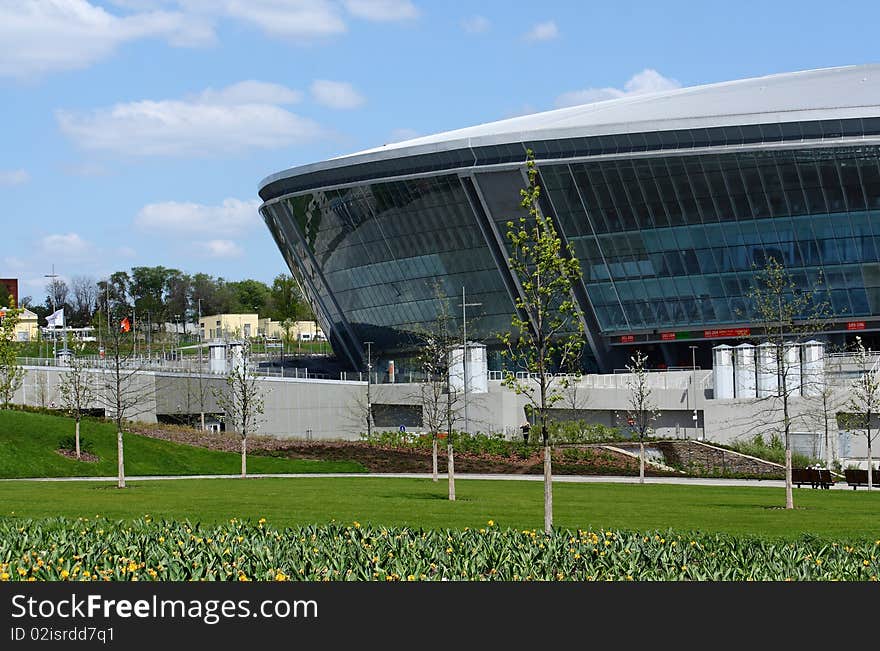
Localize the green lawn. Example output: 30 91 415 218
1 477 878 540
0 410 365 477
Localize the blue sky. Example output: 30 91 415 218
2 0 879 303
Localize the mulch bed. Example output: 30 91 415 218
127 424 669 476
56 449 100 463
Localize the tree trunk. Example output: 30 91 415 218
200 411 205 431
447 444 455 501
639 440 645 484
432 437 438 482
241 436 247 479
117 429 125 489
867 428 872 491
543 443 553 533
784 445 793 509
75 418 81 460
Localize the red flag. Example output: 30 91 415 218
120 317 131 332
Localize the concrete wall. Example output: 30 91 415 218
13 363 876 467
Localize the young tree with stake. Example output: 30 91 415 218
843 336 880 490
213 339 266 478
625 350 660 484
745 257 827 509
96 310 154 488
500 150 585 533
58 355 96 459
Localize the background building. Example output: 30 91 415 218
259 65 880 374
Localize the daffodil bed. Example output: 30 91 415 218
1 517 878 581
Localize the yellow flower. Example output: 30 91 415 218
238 574 249 582
17 568 26 576
0 572 9 581
60 569 69 579
487 520 495 527
864 560 871 566
158 537 165 543
275 572 288 581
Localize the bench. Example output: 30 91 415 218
792 468 834 489
844 469 879 490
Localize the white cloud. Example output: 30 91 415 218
387 128 420 143
117 246 138 258
343 0 418 21
524 20 558 42
310 79 365 109
57 81 325 157
135 198 261 237
183 0 346 39
199 239 243 258
0 169 30 186
196 80 302 105
461 15 490 34
555 69 682 108
40 233 94 259
0 0 210 78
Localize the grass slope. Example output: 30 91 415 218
0 410 365 477
1 477 878 540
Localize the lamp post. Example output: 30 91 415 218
364 341 373 439
460 287 481 435
44 266 59 360
689 345 698 440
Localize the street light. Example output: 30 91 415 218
689 345 698 440
461 286 481 436
44 266 60 360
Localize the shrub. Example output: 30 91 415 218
548 421 622 444
726 433 818 468
58 435 94 454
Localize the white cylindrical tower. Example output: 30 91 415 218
801 340 826 398
784 342 802 395
712 344 734 399
756 342 778 398
209 340 227 374
734 343 756 399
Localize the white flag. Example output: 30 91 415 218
46 308 64 328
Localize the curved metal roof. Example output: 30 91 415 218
259 64 880 193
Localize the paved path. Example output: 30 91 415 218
0 472 855 489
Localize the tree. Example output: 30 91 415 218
415 289 462 492
625 350 660 484
745 257 828 509
843 336 880 490
499 150 585 533
58 356 96 459
95 305 154 488
803 359 844 469
229 279 271 315
213 338 266 478
69 275 97 327
268 274 311 321
0 296 24 409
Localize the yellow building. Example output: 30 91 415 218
258 318 324 342
0 307 39 342
199 313 260 340
199 313 325 342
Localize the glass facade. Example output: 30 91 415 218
542 146 880 333
260 120 880 372
262 174 517 368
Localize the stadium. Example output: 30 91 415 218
259 64 880 374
